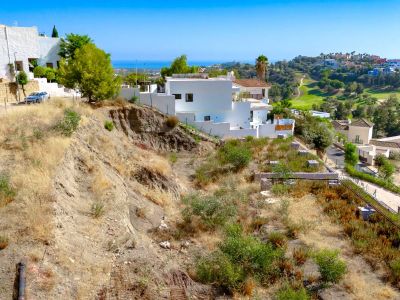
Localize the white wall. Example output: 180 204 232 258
348 126 372 144
166 79 233 112
140 93 176 115
38 36 60 68
0 25 60 80
225 101 251 129
252 109 268 125
120 87 140 100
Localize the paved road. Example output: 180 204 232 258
326 145 400 212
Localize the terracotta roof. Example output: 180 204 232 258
350 118 373 128
332 120 349 130
370 139 400 149
233 79 270 88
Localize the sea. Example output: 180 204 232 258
112 60 252 71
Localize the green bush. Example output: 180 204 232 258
0 175 16 206
104 120 114 131
169 153 178 164
271 184 290 196
275 284 310 300
389 258 400 282
91 201 105 218
196 225 284 293
219 225 284 281
56 109 81 136
129 95 138 103
344 143 358 166
218 142 252 170
313 249 346 283
196 250 244 291
268 231 288 249
182 194 237 230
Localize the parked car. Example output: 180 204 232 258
23 91 49 104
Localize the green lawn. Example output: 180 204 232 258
364 87 400 100
291 78 334 110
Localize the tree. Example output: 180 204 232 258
16 71 28 97
269 84 281 102
256 55 268 82
58 43 120 102
51 25 59 38
375 155 395 179
160 55 199 78
344 143 358 166
308 123 333 153
59 33 93 59
45 68 57 82
33 66 46 78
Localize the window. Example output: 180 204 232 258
15 61 23 71
204 116 211 121
262 88 265 97
173 94 182 100
185 93 193 102
46 62 54 68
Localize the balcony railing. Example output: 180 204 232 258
352 139 364 144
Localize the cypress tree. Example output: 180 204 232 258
52 25 59 38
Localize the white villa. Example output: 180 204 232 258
332 119 392 164
121 73 295 139
0 24 60 81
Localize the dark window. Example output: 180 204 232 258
173 94 182 100
262 89 265 97
185 93 193 102
204 116 211 121
46 62 54 68
15 61 23 71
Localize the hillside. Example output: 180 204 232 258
1 99 399 299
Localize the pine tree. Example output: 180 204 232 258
52 25 59 38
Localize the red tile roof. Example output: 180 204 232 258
233 79 270 88
350 118 373 128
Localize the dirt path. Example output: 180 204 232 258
289 194 398 299
294 75 305 99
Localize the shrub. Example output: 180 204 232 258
0 235 9 250
313 249 346 284
196 250 244 291
129 95 139 103
344 143 358 166
104 120 114 131
345 164 400 194
292 247 309 266
0 175 16 206
275 284 310 300
165 116 179 128
218 142 252 170
91 201 105 218
389 258 400 282
169 153 178 164
219 225 284 281
268 231 288 249
271 184 290 196
182 194 237 230
56 109 81 136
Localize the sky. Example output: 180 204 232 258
1 0 399 62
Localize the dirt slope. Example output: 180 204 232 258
0 101 211 299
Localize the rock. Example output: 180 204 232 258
159 220 168 230
159 241 171 249
302 259 320 280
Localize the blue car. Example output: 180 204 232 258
24 92 49 104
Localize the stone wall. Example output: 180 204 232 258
0 80 39 102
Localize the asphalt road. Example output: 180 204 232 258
326 146 345 168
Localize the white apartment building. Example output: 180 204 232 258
0 24 60 81
122 73 295 139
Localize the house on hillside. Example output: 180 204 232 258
233 78 270 101
122 73 295 139
332 118 391 164
0 24 60 81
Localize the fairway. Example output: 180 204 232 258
291 78 333 110
364 88 400 100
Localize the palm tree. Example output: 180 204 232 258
256 55 268 82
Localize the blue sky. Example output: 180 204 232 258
1 0 399 62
